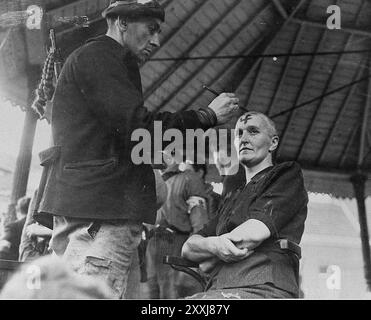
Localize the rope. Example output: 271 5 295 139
270 75 371 118
148 49 371 62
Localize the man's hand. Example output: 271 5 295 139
207 93 239 125
224 232 252 250
210 234 250 263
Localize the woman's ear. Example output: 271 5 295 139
269 135 279 152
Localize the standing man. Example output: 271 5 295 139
182 112 308 299
145 156 209 299
35 0 239 299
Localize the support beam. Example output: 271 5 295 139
5 21 41 224
292 17 371 39
298 0 367 161
181 0 308 112
154 0 264 112
145 0 244 103
7 64 40 224
359 60 371 167
243 59 263 108
272 0 288 19
277 28 328 158
368 130 371 157
181 38 264 113
351 173 371 292
8 109 38 221
236 0 308 113
266 24 304 116
351 51 371 292
145 0 206 61
278 0 359 159
339 123 361 168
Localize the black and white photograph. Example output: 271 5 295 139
0 0 370 305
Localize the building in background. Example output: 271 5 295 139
301 194 370 299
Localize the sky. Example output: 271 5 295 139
0 99 51 158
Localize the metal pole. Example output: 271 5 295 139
351 173 371 291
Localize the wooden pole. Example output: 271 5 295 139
351 173 371 291
351 59 371 292
6 64 39 224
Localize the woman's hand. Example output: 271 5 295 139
210 234 251 263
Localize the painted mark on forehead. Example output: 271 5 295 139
239 114 253 124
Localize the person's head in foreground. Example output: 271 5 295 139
0 256 113 299
234 111 279 172
103 0 165 62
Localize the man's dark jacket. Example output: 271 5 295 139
36 36 212 225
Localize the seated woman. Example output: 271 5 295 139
182 111 308 299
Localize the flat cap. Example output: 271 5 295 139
102 0 165 21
